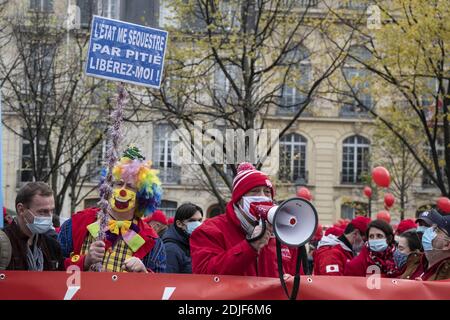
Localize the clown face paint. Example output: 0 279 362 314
110 185 137 213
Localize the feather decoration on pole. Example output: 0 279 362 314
94 83 127 272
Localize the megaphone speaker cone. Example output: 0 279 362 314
272 197 318 247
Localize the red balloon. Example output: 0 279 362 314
297 187 312 201
376 210 391 224
437 197 450 214
384 193 395 208
372 166 390 188
363 186 372 198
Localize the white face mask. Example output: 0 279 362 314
240 196 273 221
25 210 53 234
186 221 202 235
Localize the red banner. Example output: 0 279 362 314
0 271 449 300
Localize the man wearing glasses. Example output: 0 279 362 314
2 182 63 270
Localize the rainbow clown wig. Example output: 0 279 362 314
104 146 162 218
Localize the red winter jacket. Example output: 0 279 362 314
344 244 398 277
344 245 370 277
313 235 353 276
190 202 301 277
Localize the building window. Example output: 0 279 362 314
220 0 240 31
279 46 311 114
339 0 372 10
279 133 307 183
120 0 159 27
19 129 50 186
26 43 55 100
77 0 95 27
152 124 181 184
179 1 207 32
214 65 240 104
98 0 120 19
159 200 178 218
341 46 372 117
341 201 369 219
341 135 370 184
29 0 53 12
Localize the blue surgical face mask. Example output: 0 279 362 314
186 221 202 235
422 227 436 251
417 226 428 233
393 250 408 268
26 210 53 235
368 239 388 252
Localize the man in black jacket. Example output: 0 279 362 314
3 182 63 271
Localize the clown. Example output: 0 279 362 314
58 147 166 273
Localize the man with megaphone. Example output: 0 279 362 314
190 162 316 278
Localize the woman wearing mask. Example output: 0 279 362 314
395 230 423 279
344 219 400 277
162 203 203 273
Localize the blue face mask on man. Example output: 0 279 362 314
368 239 388 252
25 210 53 235
393 250 408 268
421 227 436 251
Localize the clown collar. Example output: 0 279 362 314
86 218 146 253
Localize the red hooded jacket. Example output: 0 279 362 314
313 235 353 276
344 244 399 277
190 202 301 277
344 245 370 277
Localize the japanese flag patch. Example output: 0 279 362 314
325 264 339 273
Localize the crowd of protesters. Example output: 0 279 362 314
1 159 449 282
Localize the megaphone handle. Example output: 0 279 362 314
276 239 303 300
246 219 267 243
300 246 310 275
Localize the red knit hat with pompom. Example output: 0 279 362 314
395 219 417 235
325 226 344 237
146 210 168 225
231 162 274 204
